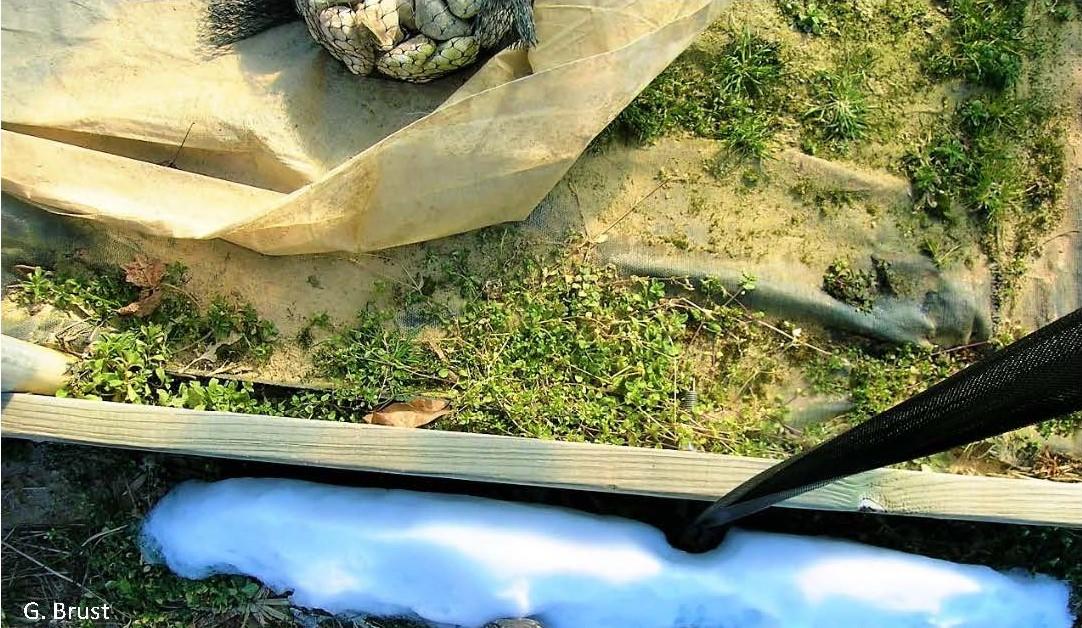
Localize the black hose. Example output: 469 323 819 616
678 308 1082 552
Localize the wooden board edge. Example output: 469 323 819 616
2 393 1080 527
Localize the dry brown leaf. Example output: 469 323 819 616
122 256 166 289
116 288 164 318
363 398 451 428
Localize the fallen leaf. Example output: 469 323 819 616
364 398 451 428
122 256 166 289
116 288 163 318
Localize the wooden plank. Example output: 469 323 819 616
2 393 1080 527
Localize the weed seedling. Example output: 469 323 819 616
777 0 837 35
803 71 871 146
822 259 878 310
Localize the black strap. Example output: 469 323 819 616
679 308 1082 552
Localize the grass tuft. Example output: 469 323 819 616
612 28 786 156
903 89 1066 305
924 0 1033 89
713 29 788 98
803 70 871 146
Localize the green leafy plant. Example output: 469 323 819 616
15 266 137 318
14 264 279 365
777 0 838 35
776 0 878 36
312 309 437 407
15 261 281 414
161 378 271 414
822 259 878 311
58 327 171 404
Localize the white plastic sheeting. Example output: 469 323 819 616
1 0 732 254
141 478 1074 627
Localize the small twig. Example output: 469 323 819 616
81 525 127 548
930 340 992 356
753 317 832 356
669 296 834 357
162 282 202 308
208 362 247 377
732 300 834 357
593 178 681 242
672 355 680 424
734 366 766 400
1 541 124 617
174 330 214 356
162 122 195 169
8 541 70 557
1041 230 1080 247
336 252 424 294
363 356 447 383
567 178 582 211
